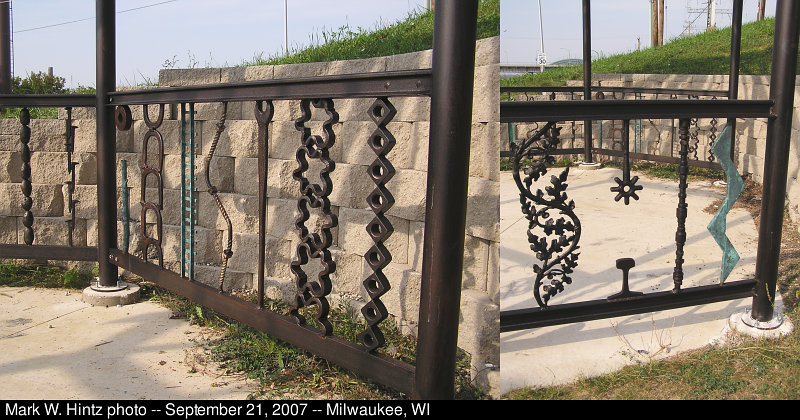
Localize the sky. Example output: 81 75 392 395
9 0 429 89
501 0 776 66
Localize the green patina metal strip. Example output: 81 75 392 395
121 160 130 254
633 92 643 154
507 122 516 150
180 103 197 280
707 125 744 283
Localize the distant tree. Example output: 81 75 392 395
12 71 67 95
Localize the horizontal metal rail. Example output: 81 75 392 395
0 94 96 107
500 279 756 332
501 147 724 170
108 248 415 395
500 100 774 123
0 245 97 261
107 70 433 105
501 85 729 98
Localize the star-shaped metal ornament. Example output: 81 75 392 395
610 175 643 205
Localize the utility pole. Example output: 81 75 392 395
283 0 288 55
658 0 665 46
651 0 658 47
536 0 546 72
651 0 665 47
707 0 717 31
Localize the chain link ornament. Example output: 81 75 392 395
359 98 397 351
290 99 339 336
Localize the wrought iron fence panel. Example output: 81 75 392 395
0 95 97 262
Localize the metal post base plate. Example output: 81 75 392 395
89 278 127 292
728 308 795 339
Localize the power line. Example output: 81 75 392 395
13 0 179 34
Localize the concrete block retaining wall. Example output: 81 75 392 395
0 36 500 392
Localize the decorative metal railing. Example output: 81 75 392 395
107 82 423 391
500 0 800 334
0 95 96 261
501 85 731 171
0 0 480 400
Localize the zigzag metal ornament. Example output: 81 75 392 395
707 126 743 283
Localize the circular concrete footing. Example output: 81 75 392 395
82 281 140 307
578 162 603 170
728 309 794 339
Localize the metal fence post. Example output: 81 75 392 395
727 0 743 162
752 0 800 323
582 0 593 163
414 0 478 400
96 0 118 287
0 1 11 95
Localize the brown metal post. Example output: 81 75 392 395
414 0 477 400
727 0 743 162
752 0 800 322
0 1 11 94
582 0 593 163
96 0 118 287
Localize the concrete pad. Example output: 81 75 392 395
0 287 258 399
81 282 141 307
578 162 603 171
499 166 778 394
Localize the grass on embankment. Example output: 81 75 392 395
243 0 499 66
502 17 791 88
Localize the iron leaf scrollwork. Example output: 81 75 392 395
513 121 581 307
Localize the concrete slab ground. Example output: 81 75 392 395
0 286 258 399
499 166 787 394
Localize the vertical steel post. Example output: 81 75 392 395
414 0 477 400
96 0 118 287
752 0 800 322
727 0 743 162
0 1 11 94
582 0 593 163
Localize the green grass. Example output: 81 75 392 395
502 17 788 88
243 0 499 66
0 261 92 289
500 156 578 172
505 332 800 400
604 161 724 182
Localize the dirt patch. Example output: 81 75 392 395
702 175 763 219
